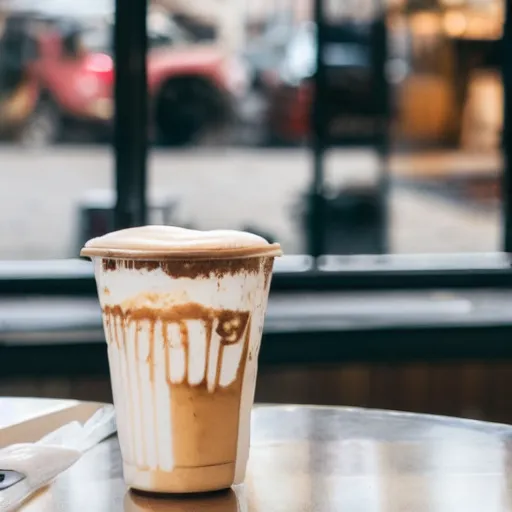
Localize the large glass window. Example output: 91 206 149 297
0 0 507 262
139 0 503 256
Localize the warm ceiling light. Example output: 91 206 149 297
410 12 442 36
443 11 468 37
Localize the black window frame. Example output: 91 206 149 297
0 0 511 296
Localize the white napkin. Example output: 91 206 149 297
0 405 116 512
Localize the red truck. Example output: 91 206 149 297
0 11 246 146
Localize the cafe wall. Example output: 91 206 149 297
3 362 512 424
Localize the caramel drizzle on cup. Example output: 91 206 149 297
104 303 250 390
105 303 254 473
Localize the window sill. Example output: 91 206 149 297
2 287 512 376
1 253 512 296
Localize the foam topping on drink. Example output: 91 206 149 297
81 225 282 259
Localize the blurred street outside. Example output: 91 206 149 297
0 146 500 259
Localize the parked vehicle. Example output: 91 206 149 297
0 7 246 146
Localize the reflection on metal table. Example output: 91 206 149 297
16 404 512 511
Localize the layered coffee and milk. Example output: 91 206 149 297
81 226 281 493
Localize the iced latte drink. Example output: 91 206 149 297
81 226 281 493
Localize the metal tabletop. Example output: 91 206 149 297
19 404 512 511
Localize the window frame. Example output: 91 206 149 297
503 0 512 251
113 0 512 278
0 0 510 292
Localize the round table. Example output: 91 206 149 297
22 405 512 511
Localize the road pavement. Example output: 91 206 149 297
0 145 500 259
